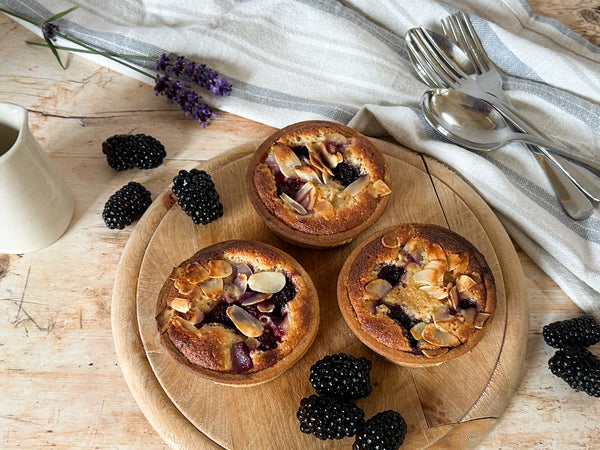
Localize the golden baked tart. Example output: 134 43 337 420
156 240 319 386
338 224 496 367
247 120 391 248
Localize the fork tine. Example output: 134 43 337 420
405 35 449 88
414 27 468 83
454 11 492 72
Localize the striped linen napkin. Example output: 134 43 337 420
3 0 600 320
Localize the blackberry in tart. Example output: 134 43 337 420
247 121 391 248
155 240 319 386
337 224 496 367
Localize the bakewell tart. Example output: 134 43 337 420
155 240 319 386
247 121 391 248
337 224 496 367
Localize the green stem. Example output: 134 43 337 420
26 41 156 60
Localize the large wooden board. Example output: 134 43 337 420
111 139 528 449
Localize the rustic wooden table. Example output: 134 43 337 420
1 3 599 448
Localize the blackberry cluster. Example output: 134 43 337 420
543 316 600 348
543 315 600 397
297 394 365 440
309 353 372 400
332 162 360 186
297 353 407 448
102 182 152 229
102 134 166 170
171 169 223 225
548 347 600 397
353 410 407 450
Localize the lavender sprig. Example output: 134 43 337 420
0 5 232 127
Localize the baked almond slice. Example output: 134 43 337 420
295 165 322 184
156 308 174 334
257 302 275 313
420 285 449 300
343 175 369 196
456 274 477 292
447 253 469 273
241 292 272 306
272 142 301 178
280 193 308 215
370 179 391 197
248 271 286 294
449 285 460 310
313 200 335 220
169 297 190 314
174 276 196 295
207 260 233 279
474 312 491 329
422 347 450 358
425 243 446 264
422 323 461 348
381 229 402 249
185 262 210 284
297 182 317 211
365 278 393 299
307 143 334 176
314 141 342 169
199 277 224 299
188 307 205 326
227 305 264 337
410 322 427 341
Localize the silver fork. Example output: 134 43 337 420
441 12 600 200
406 26 595 218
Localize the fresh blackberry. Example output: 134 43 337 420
171 169 223 225
548 347 600 397
332 162 360 186
102 182 152 229
102 134 166 170
297 394 365 440
378 265 405 287
309 353 372 400
353 410 407 450
543 316 600 349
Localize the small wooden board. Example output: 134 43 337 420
111 139 528 449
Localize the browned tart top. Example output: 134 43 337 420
345 224 495 359
253 122 391 235
156 240 315 375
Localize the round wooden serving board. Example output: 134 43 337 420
111 138 528 449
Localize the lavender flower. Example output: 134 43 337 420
43 22 59 42
154 75 217 127
156 53 232 96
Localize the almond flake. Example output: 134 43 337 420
156 309 174 334
171 315 200 334
447 253 469 273
420 285 449 299
432 308 453 324
370 179 391 197
199 277 224 299
422 323 461 348
226 305 264 337
272 142 301 178
241 292 272 306
456 274 476 293
410 322 427 340
295 165 322 184
422 347 450 358
232 273 248 299
257 302 275 313
280 193 308 215
365 278 393 299
174 276 196 295
343 175 369 196
462 307 477 325
169 297 190 314
474 312 491 329
412 268 439 286
248 271 286 294
188 307 205 326
307 143 334 176
425 243 446 264
449 285 460 310
381 230 402 249
185 262 210 284
206 260 233 279
313 200 335 220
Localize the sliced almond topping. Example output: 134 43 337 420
245 337 260 350
307 142 334 176
280 193 308 215
295 181 315 203
343 175 369 196
236 264 253 278
295 165 322 184
449 285 460 310
412 269 439 286
474 312 491 329
313 200 335 220
171 315 199 334
422 347 450 358
297 182 317 211
232 273 248 299
272 142 301 178
410 322 427 340
365 278 393 299
420 285 449 300
425 243 446 264
422 323 461 348
403 238 420 255
456 274 477 292
424 260 446 272
257 302 275 313
241 292 272 306
174 276 196 295
168 266 183 281
185 262 210 284
226 305 264 337
169 297 190 314
434 316 464 337
461 307 477 325
207 260 233 279
248 271 286 294
381 230 402 248
156 308 174 334
433 308 453 324
447 253 469 273
199 277 224 299
370 179 391 197
316 142 342 169
188 307 205 326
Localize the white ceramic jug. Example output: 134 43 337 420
0 102 74 253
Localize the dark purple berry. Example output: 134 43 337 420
332 162 360 186
378 265 405 286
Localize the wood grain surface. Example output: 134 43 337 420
112 141 527 449
1 1 600 448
